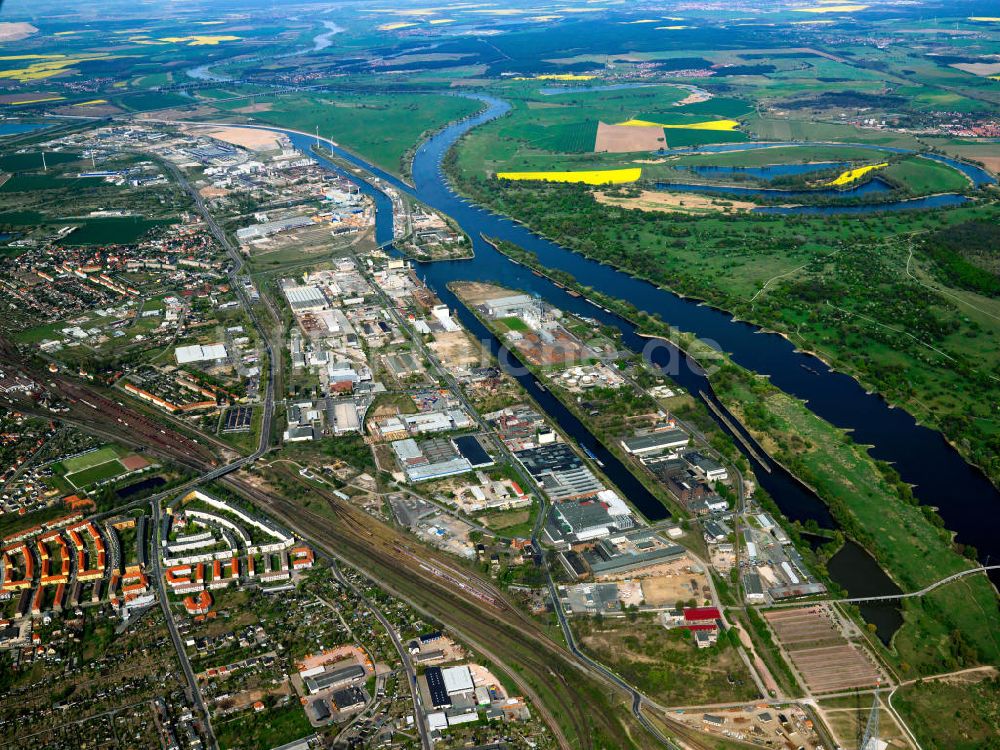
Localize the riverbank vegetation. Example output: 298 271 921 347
444 170 1000 492
712 364 1000 676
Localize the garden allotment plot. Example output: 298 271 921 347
764 606 885 694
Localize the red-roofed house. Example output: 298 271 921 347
183 590 213 616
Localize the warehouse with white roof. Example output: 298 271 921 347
175 343 228 365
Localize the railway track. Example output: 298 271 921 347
222 473 635 750
0 345 665 748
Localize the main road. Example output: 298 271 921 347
162 161 277 459
150 495 218 749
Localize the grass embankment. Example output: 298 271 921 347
243 91 482 178
881 156 971 194
892 674 1000 750
712 364 1000 676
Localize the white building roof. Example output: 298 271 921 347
391 438 423 462
405 412 452 432
441 665 474 695
175 343 228 364
427 712 448 732
283 285 327 309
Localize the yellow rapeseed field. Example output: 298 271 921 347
0 57 87 83
378 22 418 30
512 74 597 81
7 96 65 105
0 54 66 60
827 163 888 186
497 167 641 185
616 118 740 131
158 35 241 45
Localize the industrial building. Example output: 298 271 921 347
304 664 366 694
514 443 603 501
237 215 313 242
583 529 686 577
391 438 473 483
483 293 536 319
547 498 632 544
621 427 690 456
424 666 452 709
281 283 329 312
174 343 228 366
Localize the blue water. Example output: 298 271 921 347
250 96 1000 594
186 64 231 83
0 122 48 137
538 82 664 95
666 141 995 187
677 162 850 179
655 175 896 200
313 21 344 51
756 193 970 215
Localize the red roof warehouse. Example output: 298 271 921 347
682 607 721 628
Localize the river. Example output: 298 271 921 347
312 21 345 52
0 122 50 137
655 175 896 199
677 162 851 179
251 96 998 632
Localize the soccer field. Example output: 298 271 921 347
65 459 127 489
60 446 120 473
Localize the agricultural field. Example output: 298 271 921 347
497 167 641 184
452 84 755 178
